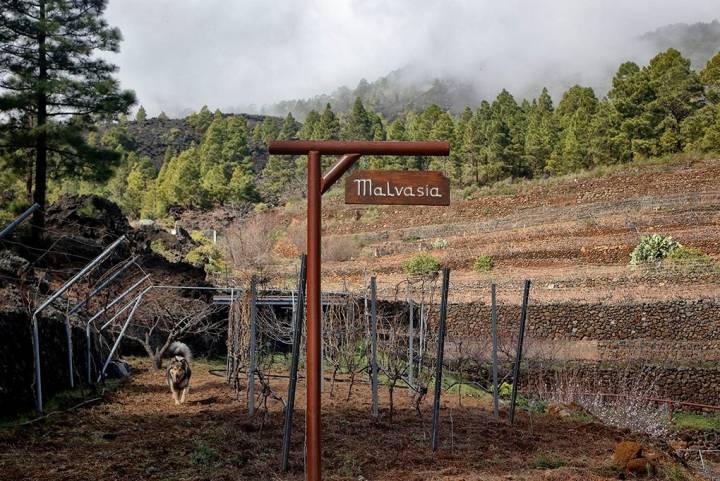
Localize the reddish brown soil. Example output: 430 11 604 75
261 158 720 303
0 359 698 481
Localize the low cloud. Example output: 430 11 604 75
105 0 720 116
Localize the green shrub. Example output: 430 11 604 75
191 441 220 466
403 253 440 276
473 254 493 272
186 232 227 273
498 381 512 398
629 234 680 265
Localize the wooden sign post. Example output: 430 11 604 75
267 140 450 481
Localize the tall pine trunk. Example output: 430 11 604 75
31 0 47 242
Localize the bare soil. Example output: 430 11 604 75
0 359 700 481
262 158 720 303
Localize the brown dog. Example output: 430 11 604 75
166 341 192 405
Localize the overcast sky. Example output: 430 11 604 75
104 0 720 117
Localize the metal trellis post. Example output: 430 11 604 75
282 254 307 472
509 279 531 425
370 276 379 417
31 235 126 413
0 203 39 239
491 283 499 418
431 267 450 452
248 276 258 416
97 293 143 383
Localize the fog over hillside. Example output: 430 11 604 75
105 1 720 118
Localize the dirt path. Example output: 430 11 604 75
0 359 698 480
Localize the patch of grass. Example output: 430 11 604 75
569 410 595 423
191 441 221 466
150 238 175 261
664 464 691 481
672 411 720 431
665 245 716 273
442 374 492 400
473 254 494 272
532 454 567 470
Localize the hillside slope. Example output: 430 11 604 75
254 157 720 303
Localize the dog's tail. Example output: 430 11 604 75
169 341 192 362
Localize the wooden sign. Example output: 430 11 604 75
345 170 450 206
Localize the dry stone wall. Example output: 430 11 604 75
444 299 720 360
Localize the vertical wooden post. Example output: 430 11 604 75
306 150 322 481
491 283 499 418
267 140 451 481
431 267 450 452
248 276 258 416
370 276 379 417
509 280 531 425
282 255 307 472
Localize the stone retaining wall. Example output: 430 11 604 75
445 299 720 342
526 362 720 405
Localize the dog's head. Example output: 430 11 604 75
168 357 187 384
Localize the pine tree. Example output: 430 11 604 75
551 86 597 172
187 105 213 132
589 100 631 165
428 111 455 176
171 146 202 207
124 156 155 216
261 155 297 201
260 117 282 143
135 105 147 122
279 112 298 140
548 111 589 175
341 97 372 140
524 88 558 176
158 111 169 120
680 105 717 151
371 117 407 170
645 49 703 155
0 0 136 235
452 107 473 182
198 114 225 176
201 163 229 205
488 91 526 178
701 52 720 104
228 165 259 203
700 104 720 152
315 104 340 140
298 110 320 140
369 112 386 141
657 115 681 154
461 102 491 186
